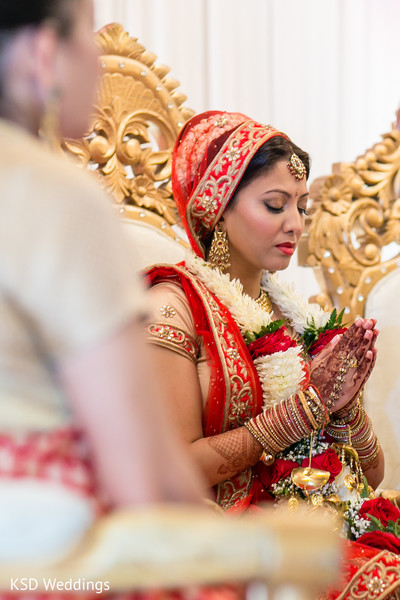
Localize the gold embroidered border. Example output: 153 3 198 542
216 470 254 511
337 550 400 600
176 269 256 430
187 121 285 253
151 264 261 510
146 322 199 363
173 266 257 510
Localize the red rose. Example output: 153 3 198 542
358 498 400 528
357 531 400 554
301 449 342 483
257 458 300 490
309 328 347 356
248 327 297 359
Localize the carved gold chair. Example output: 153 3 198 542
65 22 191 269
299 125 400 490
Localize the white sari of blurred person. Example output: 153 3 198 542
0 0 205 565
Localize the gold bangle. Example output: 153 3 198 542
304 387 328 428
244 421 265 447
298 391 319 430
359 440 380 466
246 415 281 454
288 395 311 436
254 413 282 451
280 401 301 440
333 400 362 425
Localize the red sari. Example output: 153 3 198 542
147 262 400 600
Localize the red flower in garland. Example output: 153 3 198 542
301 449 342 483
358 498 400 528
248 327 297 359
308 328 347 356
357 531 400 554
257 458 300 490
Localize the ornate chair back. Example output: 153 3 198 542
64 22 191 268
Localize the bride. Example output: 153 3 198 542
146 110 400 597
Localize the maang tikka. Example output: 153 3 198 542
287 153 306 180
208 223 231 272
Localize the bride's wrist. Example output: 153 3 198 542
245 387 329 467
332 393 362 422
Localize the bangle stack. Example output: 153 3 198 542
245 385 329 466
327 404 380 467
333 392 363 422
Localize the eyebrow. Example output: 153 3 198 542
263 189 310 199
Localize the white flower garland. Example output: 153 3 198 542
185 251 330 408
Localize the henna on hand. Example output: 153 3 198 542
351 329 377 382
310 319 377 413
206 428 261 477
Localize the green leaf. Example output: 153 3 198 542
243 319 285 343
301 307 348 353
366 514 385 531
337 308 345 326
243 331 256 344
258 320 285 336
384 519 400 537
325 308 337 331
395 520 400 538
360 476 370 499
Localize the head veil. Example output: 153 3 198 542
172 110 287 258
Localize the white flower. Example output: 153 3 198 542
185 251 316 407
307 303 331 330
185 252 272 332
334 466 360 503
255 347 307 409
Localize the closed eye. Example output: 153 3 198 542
265 204 284 214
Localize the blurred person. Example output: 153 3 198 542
0 0 205 564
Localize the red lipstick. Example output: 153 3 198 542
276 242 295 256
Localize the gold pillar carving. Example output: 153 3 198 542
299 127 400 320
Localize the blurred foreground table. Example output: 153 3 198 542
0 504 341 598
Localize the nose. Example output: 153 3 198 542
282 205 304 239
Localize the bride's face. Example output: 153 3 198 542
222 159 309 275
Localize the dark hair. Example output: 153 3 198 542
231 135 310 205
0 0 78 38
0 0 79 101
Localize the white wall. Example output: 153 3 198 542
93 0 400 299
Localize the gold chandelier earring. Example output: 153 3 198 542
39 86 62 151
208 223 231 272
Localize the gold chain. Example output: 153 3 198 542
255 290 273 313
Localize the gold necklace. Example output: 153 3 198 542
255 289 273 313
